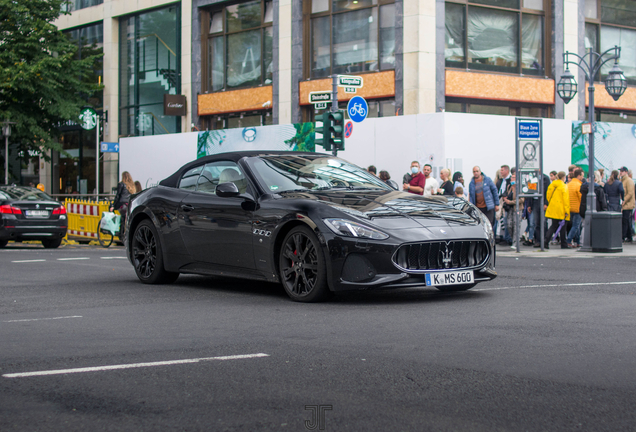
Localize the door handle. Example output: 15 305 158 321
181 204 194 212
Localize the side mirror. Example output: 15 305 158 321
216 182 240 198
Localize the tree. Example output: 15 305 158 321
0 0 102 157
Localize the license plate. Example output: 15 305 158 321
26 210 49 217
425 270 473 286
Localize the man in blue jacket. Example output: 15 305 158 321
469 166 499 226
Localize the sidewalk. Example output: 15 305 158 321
496 241 636 258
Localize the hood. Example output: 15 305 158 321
279 189 478 230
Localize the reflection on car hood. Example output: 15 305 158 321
279 189 478 229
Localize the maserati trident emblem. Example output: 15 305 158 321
440 243 453 269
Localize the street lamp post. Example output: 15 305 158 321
556 46 627 251
2 120 17 185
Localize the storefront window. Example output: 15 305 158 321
204 1 273 92
62 0 103 13
445 0 545 76
119 5 181 136
308 0 395 79
202 111 273 130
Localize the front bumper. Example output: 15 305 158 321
325 235 497 292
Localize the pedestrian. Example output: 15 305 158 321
367 165 377 176
379 170 398 190
580 171 608 218
503 171 523 248
544 171 570 249
496 165 512 244
403 161 425 195
566 164 577 183
468 166 499 226
454 186 466 199
111 171 135 235
532 173 551 248
134 181 143 194
437 168 455 196
620 166 634 243
597 168 605 187
603 170 624 212
36 183 45 192
452 172 464 192
422 164 439 197
566 168 584 248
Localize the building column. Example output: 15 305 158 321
403 0 437 115
101 12 119 194
181 0 193 133
278 0 292 124
563 0 580 121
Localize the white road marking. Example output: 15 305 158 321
57 257 90 261
11 259 46 263
3 316 83 323
100 257 127 260
3 353 270 378
474 281 636 292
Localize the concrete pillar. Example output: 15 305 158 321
181 0 193 132
563 0 580 121
102 13 119 193
278 0 293 124
403 0 437 115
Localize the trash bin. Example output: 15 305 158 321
591 212 623 253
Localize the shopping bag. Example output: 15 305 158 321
100 211 121 234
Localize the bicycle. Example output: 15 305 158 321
98 210 121 248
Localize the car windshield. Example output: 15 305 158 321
0 187 54 201
246 155 391 193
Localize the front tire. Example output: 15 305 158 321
0 239 8 248
279 226 331 302
131 220 179 284
42 238 62 249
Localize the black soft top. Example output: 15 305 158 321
158 151 328 188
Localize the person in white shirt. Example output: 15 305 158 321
422 164 439 197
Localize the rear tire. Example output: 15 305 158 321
0 240 8 248
42 238 62 249
131 220 179 284
278 226 331 302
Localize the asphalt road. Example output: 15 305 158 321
1 244 636 431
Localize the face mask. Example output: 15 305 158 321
411 167 419 174
511 181 516 185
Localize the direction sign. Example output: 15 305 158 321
309 91 332 104
347 96 368 123
100 142 119 153
344 87 357 94
338 75 363 88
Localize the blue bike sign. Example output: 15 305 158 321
347 96 368 123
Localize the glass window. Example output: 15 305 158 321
600 26 636 84
62 0 103 13
601 0 636 26
179 166 203 190
206 1 273 91
446 1 545 76
196 162 245 194
308 0 395 79
469 104 511 115
119 5 181 136
584 0 598 18
585 23 599 51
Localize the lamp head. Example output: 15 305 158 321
605 63 627 102
557 69 578 104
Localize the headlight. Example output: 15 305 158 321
323 218 389 240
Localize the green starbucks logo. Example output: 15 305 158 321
79 107 97 130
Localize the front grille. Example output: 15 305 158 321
393 240 489 271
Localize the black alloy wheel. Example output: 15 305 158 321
42 238 62 249
132 220 179 284
279 226 330 302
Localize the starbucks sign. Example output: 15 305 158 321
79 107 97 130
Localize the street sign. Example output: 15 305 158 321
338 75 363 88
344 121 353 139
309 91 332 104
518 121 540 139
519 140 540 170
100 142 119 153
315 102 328 110
344 87 357 94
79 107 97 130
347 96 368 123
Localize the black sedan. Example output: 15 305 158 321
125 151 497 302
0 186 68 248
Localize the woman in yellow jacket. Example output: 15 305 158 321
544 171 570 249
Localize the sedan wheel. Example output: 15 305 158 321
42 238 62 249
132 220 179 284
279 226 330 302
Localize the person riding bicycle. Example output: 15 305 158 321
110 171 135 235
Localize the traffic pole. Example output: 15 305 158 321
96 115 100 201
330 74 338 156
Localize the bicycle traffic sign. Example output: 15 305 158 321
347 96 368 123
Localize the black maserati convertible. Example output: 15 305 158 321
125 151 496 302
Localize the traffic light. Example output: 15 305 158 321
329 110 345 151
315 113 330 151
